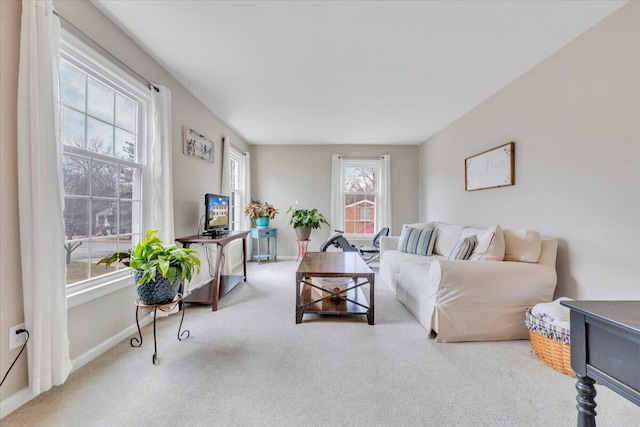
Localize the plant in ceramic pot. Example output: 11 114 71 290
244 200 279 228
97 229 201 305
286 205 330 240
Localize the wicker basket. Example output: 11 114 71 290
525 308 575 377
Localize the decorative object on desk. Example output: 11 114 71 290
244 200 279 228
465 141 514 191
286 202 330 240
97 229 201 305
183 127 215 162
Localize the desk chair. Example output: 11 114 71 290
359 227 389 264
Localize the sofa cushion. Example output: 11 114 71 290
461 227 486 239
383 250 446 276
433 224 465 256
504 229 542 263
398 226 436 256
448 235 478 260
469 225 505 261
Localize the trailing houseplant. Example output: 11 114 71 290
97 229 201 304
286 205 330 240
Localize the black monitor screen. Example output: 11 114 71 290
204 194 229 232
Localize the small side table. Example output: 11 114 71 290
250 227 278 264
296 239 310 261
132 294 189 365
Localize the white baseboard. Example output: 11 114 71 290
0 386 36 419
0 314 153 419
71 313 153 373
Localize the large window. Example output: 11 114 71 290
343 160 378 235
60 35 149 288
228 148 246 231
331 155 390 238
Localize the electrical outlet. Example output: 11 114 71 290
9 323 26 350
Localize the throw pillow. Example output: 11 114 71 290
503 229 542 263
448 235 478 260
396 223 434 250
433 223 465 256
469 225 505 261
398 226 436 256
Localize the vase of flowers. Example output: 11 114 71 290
244 201 279 228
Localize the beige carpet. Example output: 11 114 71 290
2 260 638 426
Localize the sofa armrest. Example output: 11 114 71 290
380 236 399 254
429 260 557 305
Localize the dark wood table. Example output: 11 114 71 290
176 231 249 311
295 252 375 325
560 300 640 426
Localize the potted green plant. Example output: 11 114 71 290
286 206 330 240
97 229 201 305
244 200 279 228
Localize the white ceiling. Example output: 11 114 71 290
91 1 625 145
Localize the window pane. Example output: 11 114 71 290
92 200 116 236
230 159 238 190
87 78 114 123
344 166 376 192
63 155 89 196
115 94 137 132
60 61 86 111
118 200 133 235
62 107 85 148
89 238 120 277
92 161 118 198
127 202 142 236
115 128 135 161
65 240 89 284
119 167 134 199
87 117 114 156
64 198 89 239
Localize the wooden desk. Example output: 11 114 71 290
560 300 640 426
176 231 249 311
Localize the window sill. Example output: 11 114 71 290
67 273 133 309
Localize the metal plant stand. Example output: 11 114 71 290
132 294 189 365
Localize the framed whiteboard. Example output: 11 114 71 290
465 142 514 191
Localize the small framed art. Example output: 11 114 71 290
183 127 214 163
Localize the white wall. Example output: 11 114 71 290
250 145 419 257
418 2 640 300
0 0 249 402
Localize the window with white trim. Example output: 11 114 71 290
60 34 149 289
342 159 379 236
229 149 246 231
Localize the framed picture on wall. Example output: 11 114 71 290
465 142 515 191
183 127 214 163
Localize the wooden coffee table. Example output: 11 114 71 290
295 252 375 325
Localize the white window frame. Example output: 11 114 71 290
60 31 151 308
340 159 381 239
229 148 246 232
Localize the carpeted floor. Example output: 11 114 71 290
2 260 638 426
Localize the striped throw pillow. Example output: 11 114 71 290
398 227 436 256
448 235 478 260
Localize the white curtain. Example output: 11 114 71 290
330 154 343 230
221 136 231 196
148 85 174 244
378 155 392 232
241 152 252 231
17 0 72 395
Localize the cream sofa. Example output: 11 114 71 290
379 222 558 342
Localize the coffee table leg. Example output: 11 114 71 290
368 273 375 325
295 274 303 324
